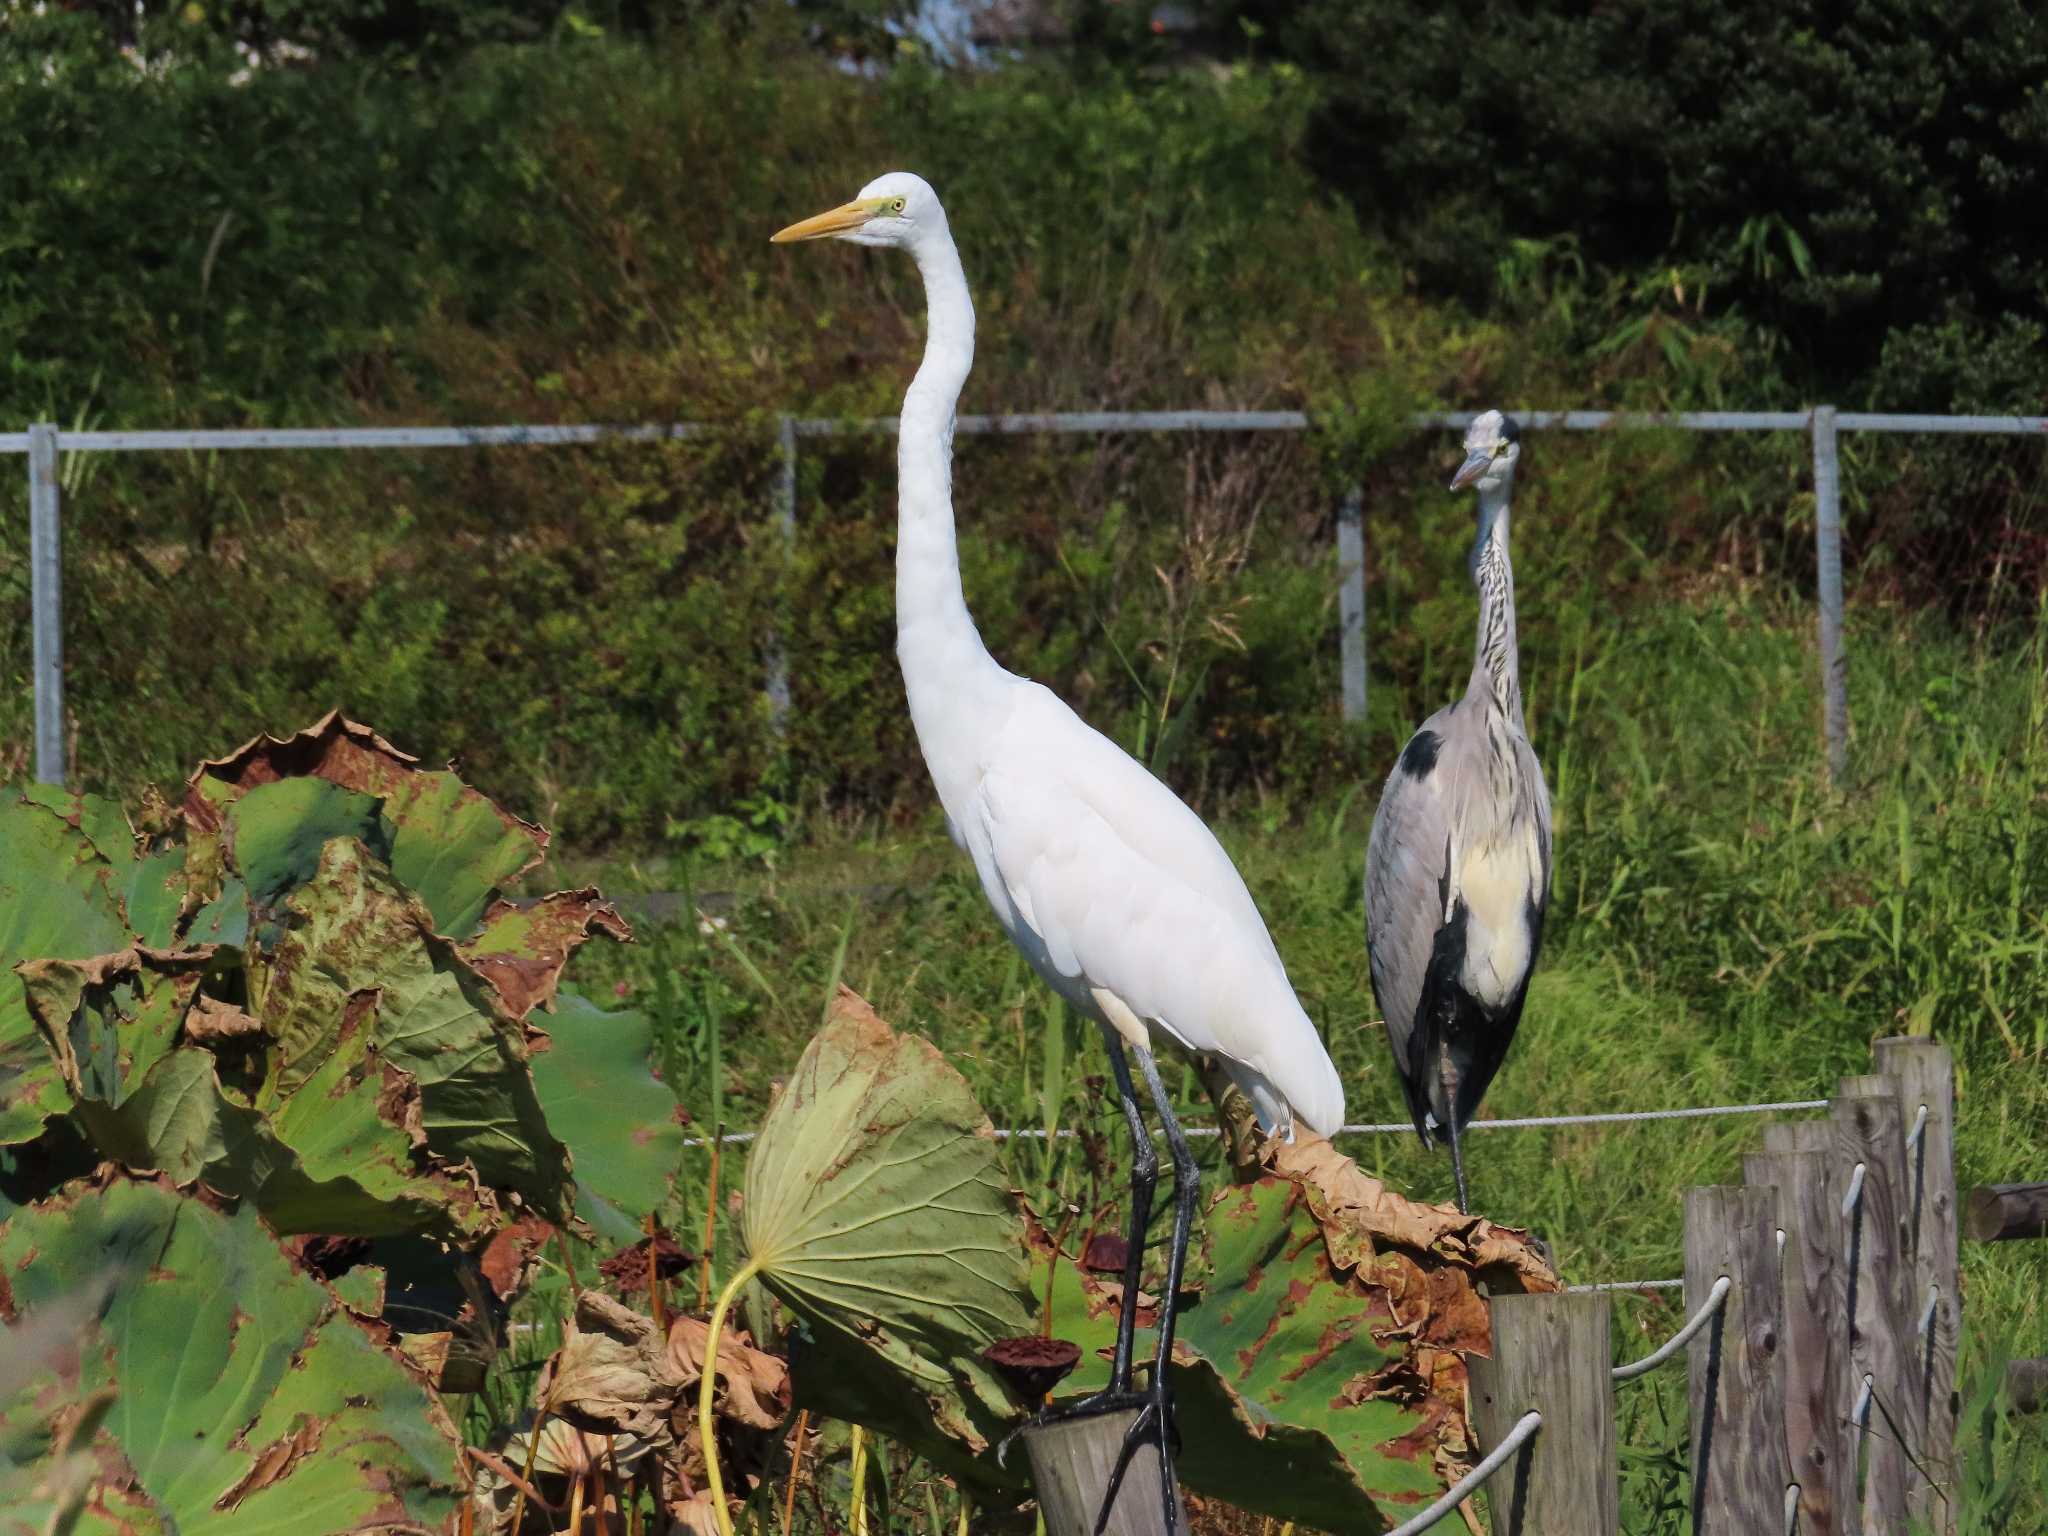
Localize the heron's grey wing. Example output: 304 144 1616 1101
1517 733 1554 908
1363 727 1458 1136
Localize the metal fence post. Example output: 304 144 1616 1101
766 414 797 738
1811 406 1848 783
1337 483 1366 724
28 422 64 787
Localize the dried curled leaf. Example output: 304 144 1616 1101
668 1316 791 1431
532 1290 791 1444
539 1292 684 1440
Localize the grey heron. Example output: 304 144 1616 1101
1364 409 1552 1214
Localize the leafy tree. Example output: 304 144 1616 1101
1214 0 2048 410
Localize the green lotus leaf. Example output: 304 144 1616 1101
0 1175 464 1534
529 989 681 1244
249 836 569 1221
745 991 1035 1465
0 795 129 1145
224 777 391 916
123 846 190 951
21 784 132 868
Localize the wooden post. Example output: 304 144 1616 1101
1020 1408 1185 1536
1963 1184 2048 1242
1874 1036 1959 1532
1468 1291 1618 1535
1835 1075 1924 1533
1750 1129 1856 1534
2008 1359 2048 1414
1684 1186 1794 1533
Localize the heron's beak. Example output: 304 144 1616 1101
771 200 876 244
1449 449 1493 491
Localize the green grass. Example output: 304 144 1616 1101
502 584 2048 1531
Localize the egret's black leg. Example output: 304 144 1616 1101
1100 1032 1157 1390
994 1030 1157 1469
1440 1046 1470 1214
1089 1044 1193 1536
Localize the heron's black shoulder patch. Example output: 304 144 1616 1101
1398 729 1443 780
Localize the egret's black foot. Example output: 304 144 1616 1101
993 1388 1147 1468
1090 1377 1180 1536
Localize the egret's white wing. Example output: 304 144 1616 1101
971 683 1344 1136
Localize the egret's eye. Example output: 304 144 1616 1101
891 197 907 213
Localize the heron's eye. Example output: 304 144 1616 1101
891 197 907 213
1494 441 1509 457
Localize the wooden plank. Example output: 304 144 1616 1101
1685 1186 1794 1533
1469 1291 1618 1535
1763 1119 1833 1157
1963 1184 2048 1242
1874 1036 1960 1533
1747 1148 1855 1534
1020 1407 1184 1536
1835 1075 1924 1532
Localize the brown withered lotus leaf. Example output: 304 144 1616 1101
667 1315 792 1431
537 1291 686 1440
479 1216 557 1301
184 991 265 1043
457 888 633 1022
1257 1134 1561 1305
532 1290 791 1445
183 711 424 820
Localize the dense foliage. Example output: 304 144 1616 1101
1 5 2043 847
1213 0 2048 411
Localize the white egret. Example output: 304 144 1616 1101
1364 411 1552 1214
773 173 1344 1534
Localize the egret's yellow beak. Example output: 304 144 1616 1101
771 199 877 244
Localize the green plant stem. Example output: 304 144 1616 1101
850 1423 870 1536
697 1255 764 1536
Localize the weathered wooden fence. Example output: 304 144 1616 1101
1450 1034 1965 1536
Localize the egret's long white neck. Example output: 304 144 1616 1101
894 223 999 736
1467 480 1523 726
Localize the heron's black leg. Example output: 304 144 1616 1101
994 1029 1156 1468
1440 1045 1470 1214
1088 1044 1192 1536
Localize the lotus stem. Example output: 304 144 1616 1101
509 1402 552 1536
849 1424 869 1536
699 1123 726 1313
697 1254 763 1536
645 1212 666 1332
781 1409 809 1536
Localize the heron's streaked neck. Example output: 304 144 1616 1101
895 225 995 686
1467 480 1523 726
